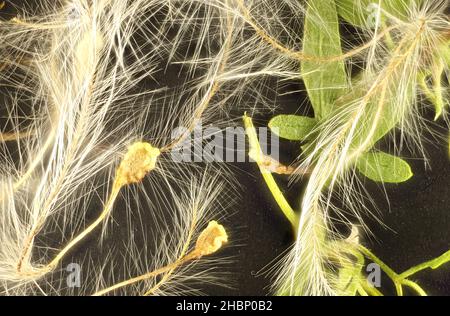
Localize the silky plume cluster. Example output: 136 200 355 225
0 0 246 295
274 0 450 295
1 0 448 297
0 0 315 295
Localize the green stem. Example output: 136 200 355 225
357 245 445 296
442 43 450 67
395 283 403 296
243 113 298 230
360 277 383 296
331 236 450 296
399 249 450 279
357 245 398 280
357 286 369 296
336 243 385 296
402 279 427 296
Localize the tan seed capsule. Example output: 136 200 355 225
194 221 228 257
116 142 160 186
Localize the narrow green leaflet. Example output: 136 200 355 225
347 75 415 152
269 115 317 141
336 266 359 296
336 0 423 28
356 152 413 183
414 51 448 123
335 0 372 27
302 0 348 120
443 45 450 67
382 0 423 20
432 61 445 120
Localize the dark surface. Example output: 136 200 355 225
1 1 449 296
229 108 450 296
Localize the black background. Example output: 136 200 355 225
1 0 449 296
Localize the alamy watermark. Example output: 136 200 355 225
66 263 81 288
63 261 381 289
366 263 381 288
366 3 382 29
170 120 280 163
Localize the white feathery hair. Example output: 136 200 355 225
0 0 242 295
0 0 448 296
9 169 234 296
274 0 450 295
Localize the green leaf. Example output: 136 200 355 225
336 266 359 296
356 152 413 183
344 73 415 152
383 0 424 19
269 115 317 141
336 0 372 27
443 45 450 67
430 56 446 120
419 59 446 121
302 0 348 120
336 0 422 28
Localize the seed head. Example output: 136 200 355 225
194 221 228 257
116 142 160 186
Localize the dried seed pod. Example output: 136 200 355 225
194 221 228 257
116 142 160 186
